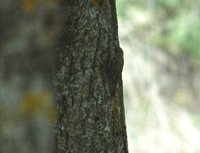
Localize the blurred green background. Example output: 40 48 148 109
117 0 200 152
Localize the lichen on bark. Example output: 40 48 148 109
0 1 61 153
55 0 128 152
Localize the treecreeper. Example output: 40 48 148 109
106 46 124 99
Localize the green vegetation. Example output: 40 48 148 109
117 0 200 59
117 1 200 152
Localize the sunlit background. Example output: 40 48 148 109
117 0 200 152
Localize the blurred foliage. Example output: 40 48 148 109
192 114 200 129
117 0 200 60
117 1 200 152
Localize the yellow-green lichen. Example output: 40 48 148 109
90 0 108 9
20 91 56 121
111 98 122 133
20 0 59 12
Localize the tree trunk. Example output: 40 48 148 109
55 0 128 153
0 1 61 153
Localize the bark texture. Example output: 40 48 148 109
55 0 128 152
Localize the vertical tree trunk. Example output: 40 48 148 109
0 1 61 153
55 0 128 152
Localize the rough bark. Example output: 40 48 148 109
55 0 128 153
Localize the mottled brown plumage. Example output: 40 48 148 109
106 46 124 98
